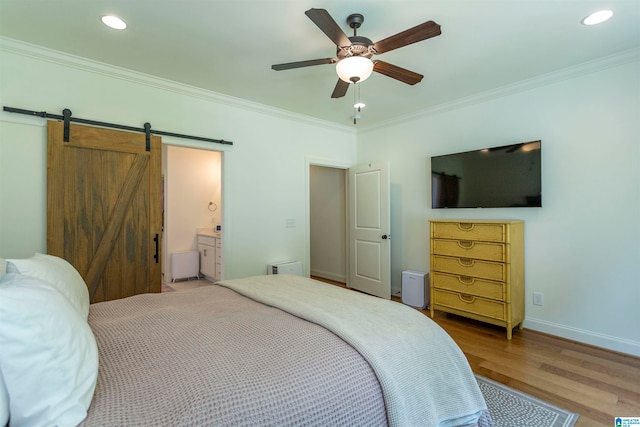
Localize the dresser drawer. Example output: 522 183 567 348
432 255 506 282
432 222 506 242
432 272 505 301
432 239 506 262
433 289 506 321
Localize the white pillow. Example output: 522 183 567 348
7 253 90 319
0 369 8 427
0 259 8 426
0 273 99 427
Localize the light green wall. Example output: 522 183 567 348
0 38 357 279
357 51 640 356
2 36 638 356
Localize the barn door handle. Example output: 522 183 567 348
153 234 159 263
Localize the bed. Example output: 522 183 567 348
0 254 493 427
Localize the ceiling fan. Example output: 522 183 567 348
272 8 441 99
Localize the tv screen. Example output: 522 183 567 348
431 141 541 208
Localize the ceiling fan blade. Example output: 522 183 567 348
272 58 337 71
331 79 350 98
305 8 351 48
373 61 424 85
372 21 441 54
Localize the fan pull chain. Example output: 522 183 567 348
353 83 357 125
353 82 364 125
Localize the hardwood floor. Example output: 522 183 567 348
429 311 640 426
312 277 640 427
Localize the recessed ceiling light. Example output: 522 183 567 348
581 10 613 25
101 15 127 30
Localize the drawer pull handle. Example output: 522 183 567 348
459 294 476 303
458 276 475 285
458 240 474 249
459 258 475 267
457 223 475 231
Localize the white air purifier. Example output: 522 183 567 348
401 270 429 309
267 261 303 276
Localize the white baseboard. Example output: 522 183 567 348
524 317 640 358
310 268 346 284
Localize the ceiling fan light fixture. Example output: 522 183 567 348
336 56 374 83
581 10 613 25
101 15 127 30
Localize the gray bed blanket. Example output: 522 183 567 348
218 275 491 427
83 285 387 426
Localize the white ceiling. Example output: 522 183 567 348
1 0 639 128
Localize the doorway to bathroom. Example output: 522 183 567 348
162 144 223 286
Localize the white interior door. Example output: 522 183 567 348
348 161 391 299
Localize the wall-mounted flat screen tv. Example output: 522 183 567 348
431 141 542 208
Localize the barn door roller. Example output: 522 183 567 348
62 108 72 142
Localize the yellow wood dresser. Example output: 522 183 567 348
429 220 524 339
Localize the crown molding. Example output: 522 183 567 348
3 36 636 137
359 47 640 133
0 36 355 136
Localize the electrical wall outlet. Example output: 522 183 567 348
533 292 544 306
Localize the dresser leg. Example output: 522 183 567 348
507 327 512 340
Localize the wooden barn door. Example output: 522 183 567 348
47 120 162 303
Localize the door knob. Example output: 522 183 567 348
382 234 391 240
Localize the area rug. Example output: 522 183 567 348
476 375 579 427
